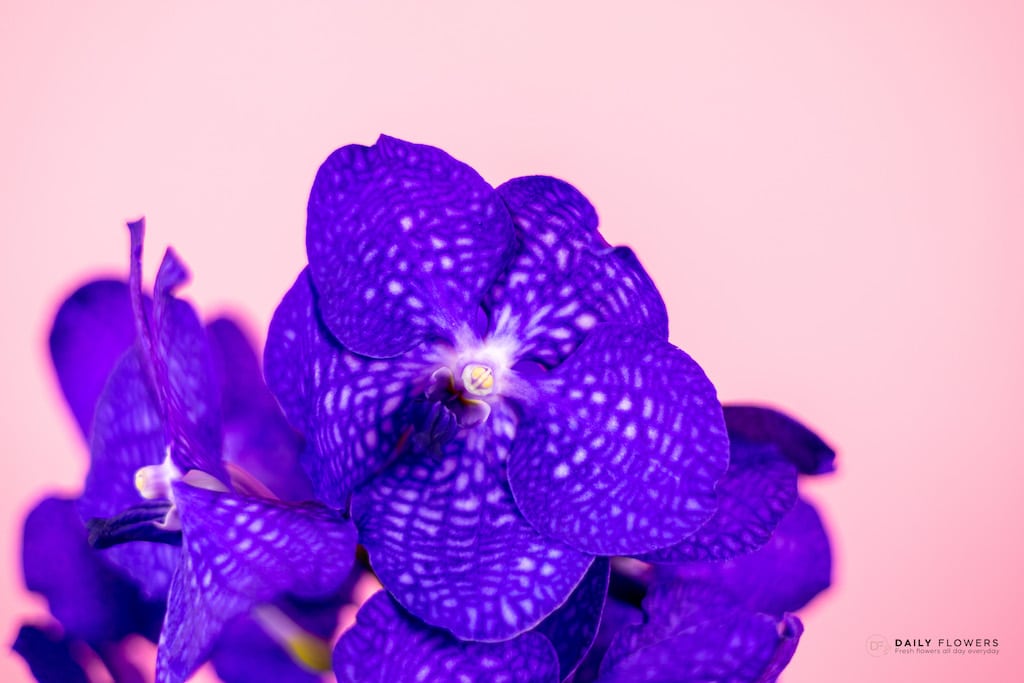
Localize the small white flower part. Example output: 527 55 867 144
134 449 182 501
461 363 495 397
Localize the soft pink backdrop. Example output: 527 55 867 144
2 2 1022 681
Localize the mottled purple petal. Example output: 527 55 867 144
509 324 729 555
80 351 179 597
207 317 312 501
127 220 225 479
153 262 224 476
599 581 801 683
12 624 90 683
488 176 668 367
22 496 163 643
334 591 560 683
638 444 798 563
666 497 833 615
534 558 609 681
266 270 433 506
723 404 836 475
353 424 593 641
48 279 139 438
156 484 357 683
306 135 515 358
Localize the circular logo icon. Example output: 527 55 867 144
866 634 890 657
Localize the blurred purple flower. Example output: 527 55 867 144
23 222 358 683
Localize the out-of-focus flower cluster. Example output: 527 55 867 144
15 136 836 683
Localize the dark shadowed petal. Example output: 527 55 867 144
22 497 164 643
600 581 736 673
571 597 643 683
599 580 801 683
207 317 266 401
723 404 836 475
264 270 318 434
666 497 833 615
333 591 560 683
213 618 320 683
599 611 801 683
207 317 312 501
265 270 434 506
508 324 729 555
48 279 139 439
306 135 515 358
156 484 357 683
214 593 350 683
534 558 609 681
638 444 798 563
487 176 668 367
353 425 593 642
12 624 90 683
80 351 180 598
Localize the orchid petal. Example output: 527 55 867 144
333 591 560 683
638 443 797 563
724 404 836 475
307 135 515 358
265 270 432 506
48 279 139 438
155 484 356 682
509 324 729 555
353 422 593 641
488 176 668 367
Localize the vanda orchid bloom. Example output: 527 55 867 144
18 135 836 683
25 222 359 683
263 134 833 678
266 137 734 644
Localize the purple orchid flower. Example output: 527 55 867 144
266 135 738 642
22 134 838 682
573 405 835 682
62 221 358 683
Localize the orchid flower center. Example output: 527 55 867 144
423 365 492 428
461 363 495 397
403 330 522 454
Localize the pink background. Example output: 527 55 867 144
2 2 1022 681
